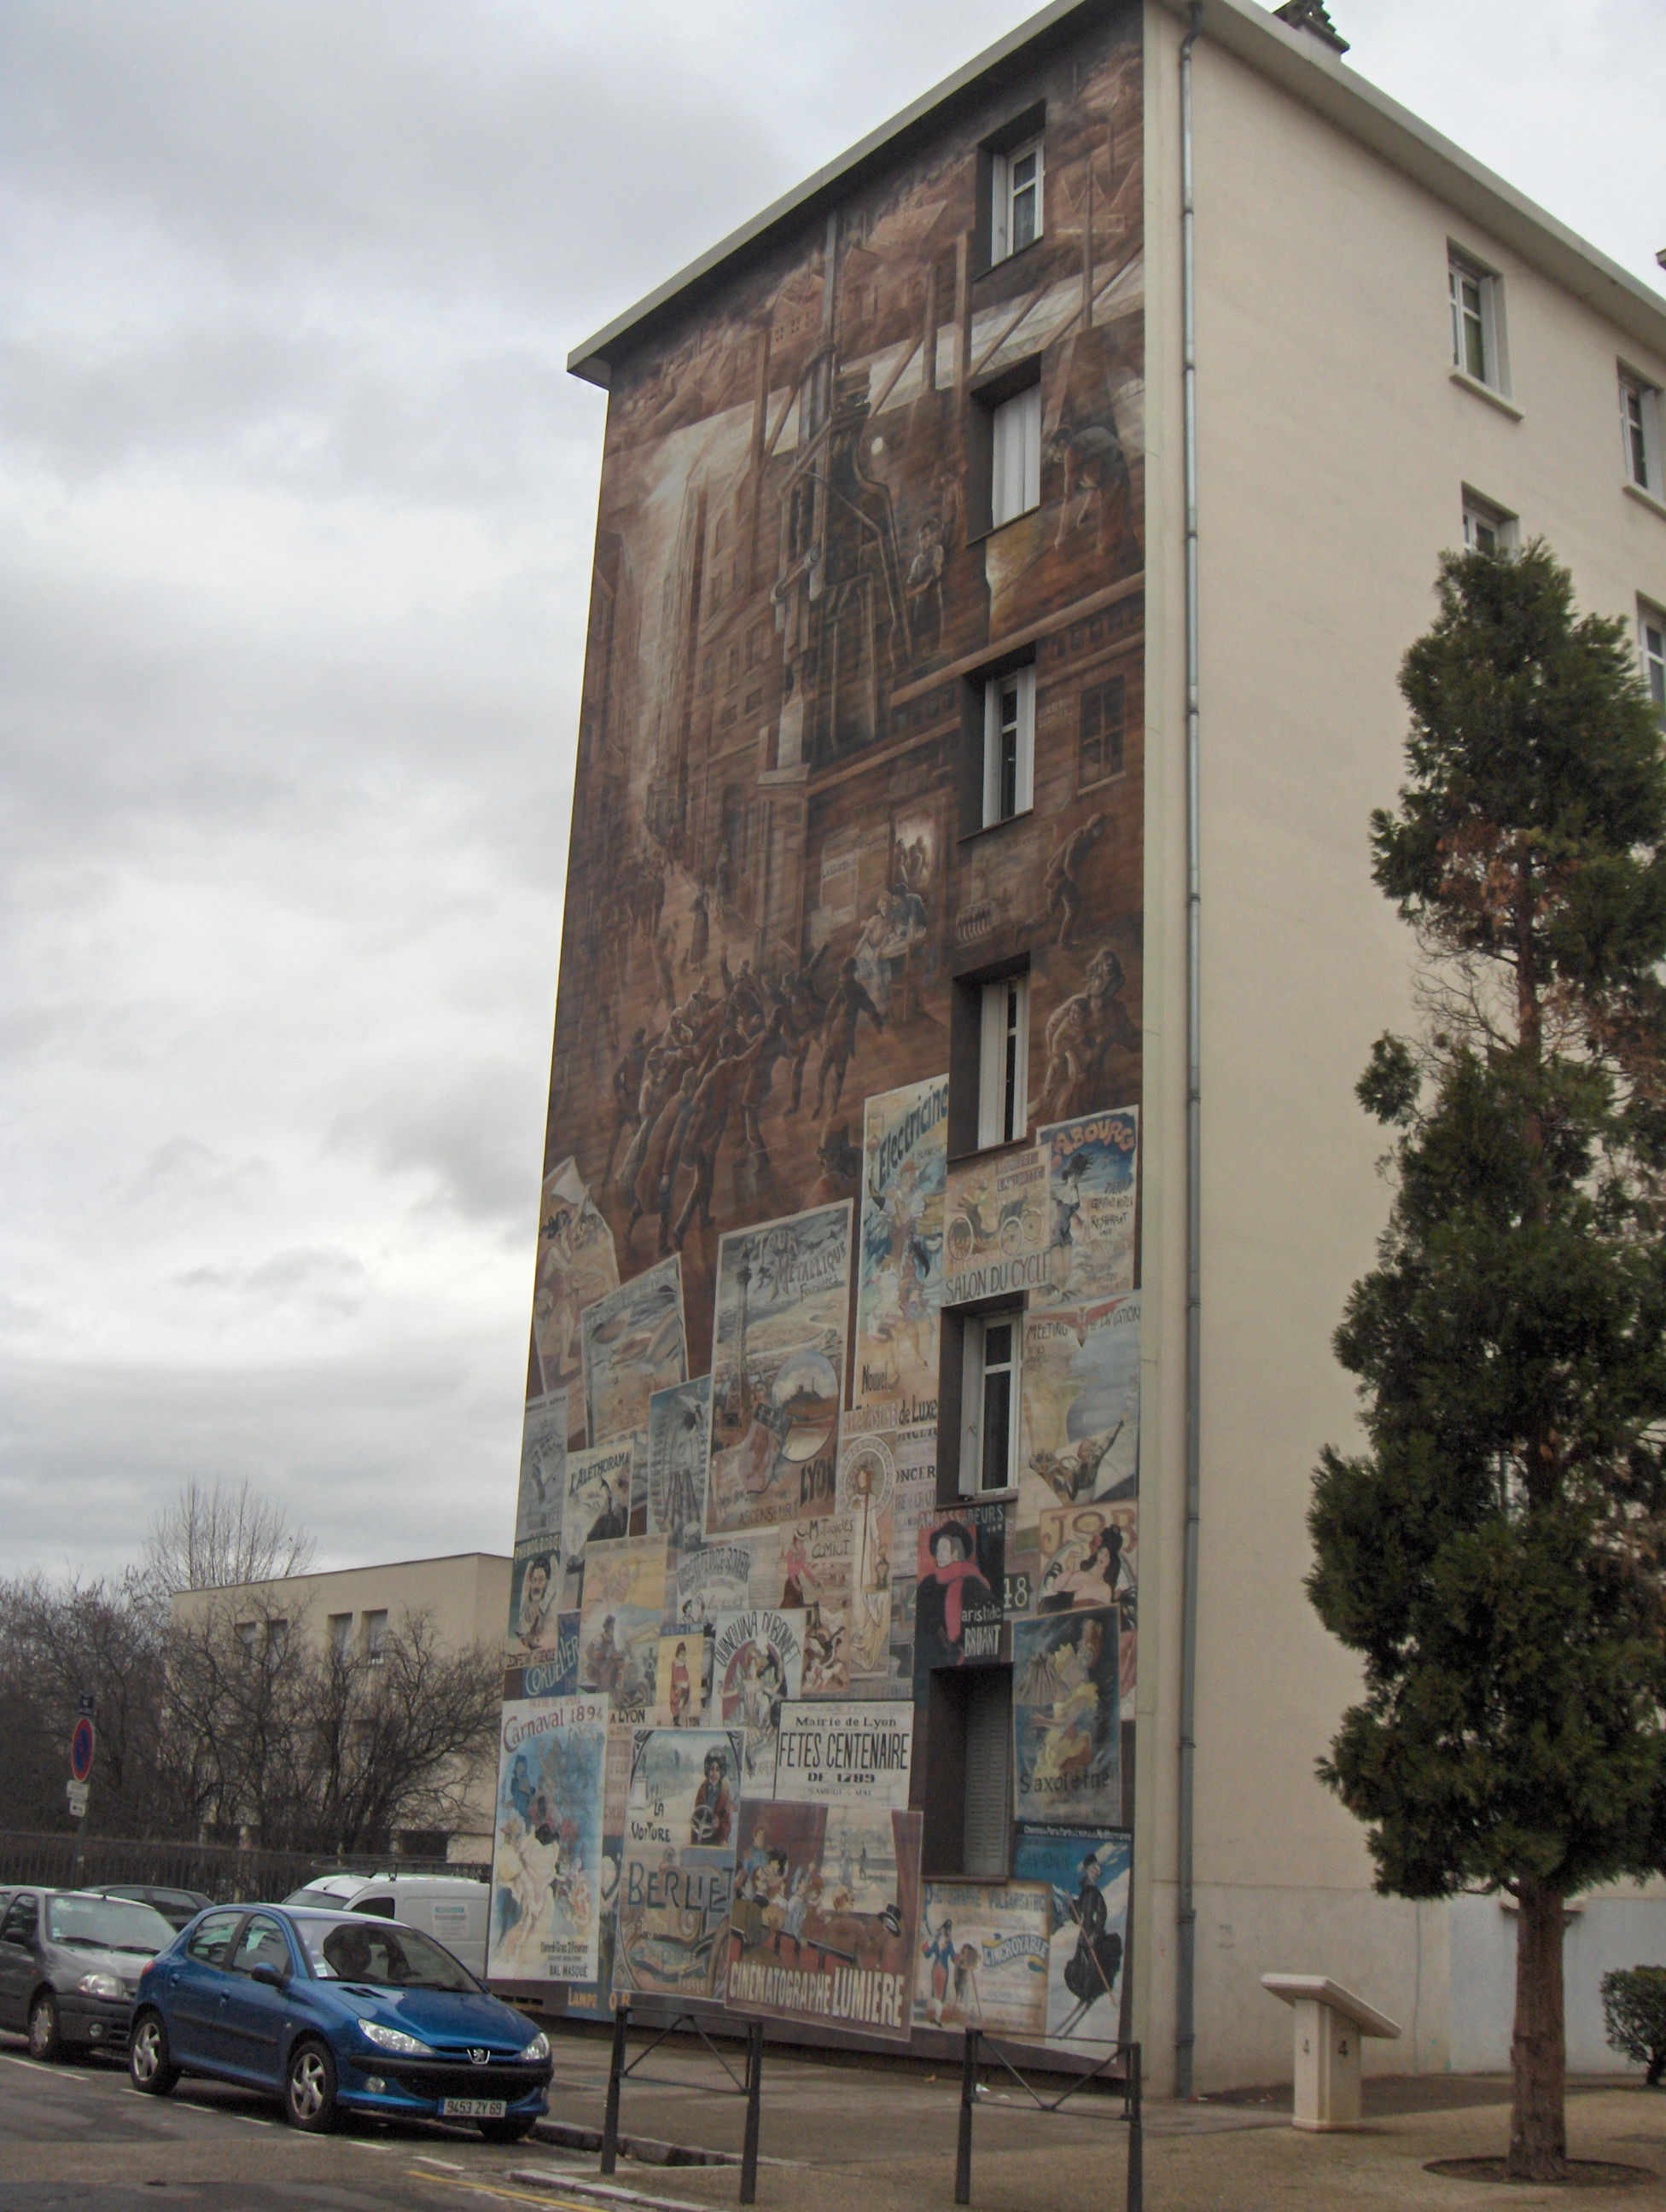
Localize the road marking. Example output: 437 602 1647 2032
413 2156 469 2170
0 2056 84 2078
403 2171 609 2211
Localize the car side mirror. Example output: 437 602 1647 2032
250 1962 288 1990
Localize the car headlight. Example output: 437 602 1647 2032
359 2020 434 2057
78 1973 123 2000
521 2032 550 2062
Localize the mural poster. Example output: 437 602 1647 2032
645 1376 711 1553
773 1700 913 1809
514 1610 579 1696
726 1800 923 2043
713 1607 806 1790
507 1540 563 1664
772 1513 853 1696
568 1723 635 2015
707 1203 851 1534
853 1077 949 1420
672 1540 752 1631
913 1501 1006 1689
486 1696 608 1985
514 1390 568 1549
1037 1501 1137 1615
837 1430 897 1683
1039 1109 1139 1303
915 1881 1051 2035
1018 1294 1140 1533
655 1627 713 1726
1011 1610 1121 1827
941 1147 1048 1308
578 1535 668 1720
533 1160 618 1409
614 1726 743 2002
1011 1825 1132 2046
560 1438 635 1610
580 1255 686 1447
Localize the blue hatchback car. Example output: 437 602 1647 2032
128 1904 552 2139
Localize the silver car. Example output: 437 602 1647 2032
0 1888 177 2060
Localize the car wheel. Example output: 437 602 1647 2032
27 1992 65 2063
477 2117 538 2145
129 2011 179 2097
283 2039 339 2133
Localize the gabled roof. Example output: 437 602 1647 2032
566 0 1666 389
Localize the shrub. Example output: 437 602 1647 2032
1600 1968 1666 2086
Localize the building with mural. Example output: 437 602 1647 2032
488 0 1666 2092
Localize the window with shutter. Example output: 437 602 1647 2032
961 1668 1012 1877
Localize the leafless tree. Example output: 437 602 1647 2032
138 1479 317 1602
157 1593 501 1854
0 1574 168 1836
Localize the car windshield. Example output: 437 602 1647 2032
48 1896 175 1953
296 1917 479 1993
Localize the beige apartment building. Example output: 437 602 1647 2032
173 1552 510 1860
1136 0 1666 2090
504 0 1666 2092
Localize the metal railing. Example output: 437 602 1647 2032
600 2000 764 2205
956 2030 1142 2212
0 1828 488 1901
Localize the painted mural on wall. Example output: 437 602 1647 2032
492 0 1146 2051
1011 1824 1132 2044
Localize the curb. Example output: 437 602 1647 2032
530 2120 746 2169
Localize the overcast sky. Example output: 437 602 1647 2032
3 0 1662 1586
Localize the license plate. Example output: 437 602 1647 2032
441 2098 506 2119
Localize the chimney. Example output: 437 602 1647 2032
1273 0 1349 53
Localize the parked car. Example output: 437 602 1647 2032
75 1884 216 1932
282 1874 489 1979
129 1905 550 2139
0 1888 178 2060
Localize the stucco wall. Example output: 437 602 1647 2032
1139 0 1666 2096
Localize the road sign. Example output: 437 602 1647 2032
76 1693 96 1719
66 1780 90 1818
70 1716 96 1784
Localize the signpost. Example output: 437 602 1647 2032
67 1697 96 1881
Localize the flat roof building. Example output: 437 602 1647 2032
494 0 1666 2087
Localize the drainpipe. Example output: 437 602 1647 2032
1174 0 1204 2106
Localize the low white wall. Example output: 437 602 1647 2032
1450 1892 1666 2075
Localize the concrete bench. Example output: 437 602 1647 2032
1261 1973 1401 2130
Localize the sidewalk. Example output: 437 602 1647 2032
520 2034 1666 2212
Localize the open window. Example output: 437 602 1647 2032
981 666 1035 826
959 1307 1022 1495
1449 247 1508 394
977 973 1029 1150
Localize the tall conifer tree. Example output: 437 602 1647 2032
1310 543 1666 2180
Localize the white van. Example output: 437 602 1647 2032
283 1872 489 1979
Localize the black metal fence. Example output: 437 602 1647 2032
601 2002 764 2205
0 1829 489 1901
957 2029 1142 2212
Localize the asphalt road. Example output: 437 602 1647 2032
0 2035 609 2212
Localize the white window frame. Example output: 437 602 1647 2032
1461 488 1517 556
976 973 1029 1149
989 384 1041 527
1620 370 1663 496
991 137 1043 263
982 667 1035 825
960 1309 1022 1496
1449 250 1506 393
1642 601 1666 720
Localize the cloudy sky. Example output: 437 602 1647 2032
3 0 1662 1584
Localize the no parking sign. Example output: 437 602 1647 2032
70 1715 95 1784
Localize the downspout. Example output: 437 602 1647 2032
1174 0 1203 2105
